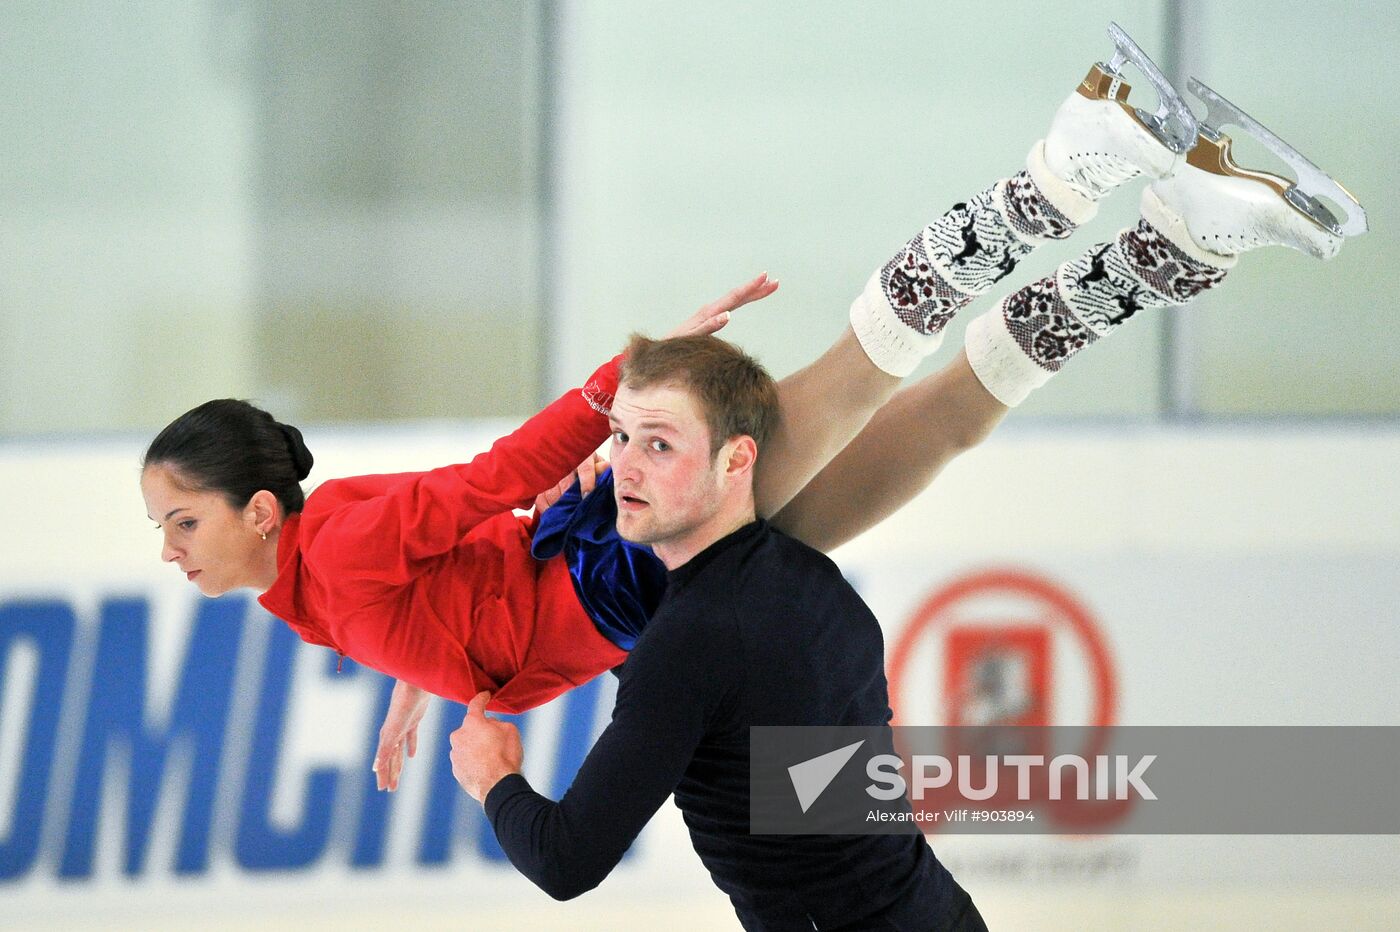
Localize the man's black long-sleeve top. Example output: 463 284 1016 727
485 518 963 928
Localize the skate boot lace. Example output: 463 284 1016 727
1067 153 1141 198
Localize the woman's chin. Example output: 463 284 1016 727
193 576 224 597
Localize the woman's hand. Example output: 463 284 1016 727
373 680 431 791
535 451 609 514
663 272 780 339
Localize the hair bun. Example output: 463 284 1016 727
277 422 314 481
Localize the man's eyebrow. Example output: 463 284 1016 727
609 416 679 432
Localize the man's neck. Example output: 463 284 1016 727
652 502 757 571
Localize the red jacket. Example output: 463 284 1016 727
257 356 629 713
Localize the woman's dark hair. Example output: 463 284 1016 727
142 399 314 515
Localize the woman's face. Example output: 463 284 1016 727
141 464 266 597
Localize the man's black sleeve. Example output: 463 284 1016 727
483 611 735 900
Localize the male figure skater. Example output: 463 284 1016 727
456 333 986 929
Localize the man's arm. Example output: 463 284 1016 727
450 617 732 900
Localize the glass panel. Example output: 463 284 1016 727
0 1 543 437
1 2 257 434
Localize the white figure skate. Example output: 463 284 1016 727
1147 79 1368 260
1040 22 1199 201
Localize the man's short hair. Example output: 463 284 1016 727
620 334 781 456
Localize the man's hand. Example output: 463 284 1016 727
373 680 430 791
450 691 524 803
535 451 609 514
663 272 780 339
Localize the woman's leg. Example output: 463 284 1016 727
755 328 901 517
771 350 1006 552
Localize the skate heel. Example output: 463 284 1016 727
1083 22 1198 157
1040 23 1194 201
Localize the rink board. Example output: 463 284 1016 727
1 423 1398 928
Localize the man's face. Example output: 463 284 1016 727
608 381 725 551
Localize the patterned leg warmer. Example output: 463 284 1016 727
850 142 1098 377
964 200 1237 407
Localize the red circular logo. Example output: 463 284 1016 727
887 569 1128 831
888 568 1117 729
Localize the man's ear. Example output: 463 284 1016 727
722 435 758 480
245 489 283 537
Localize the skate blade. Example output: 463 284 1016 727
1186 78 1367 238
1076 22 1198 155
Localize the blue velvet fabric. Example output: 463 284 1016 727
530 467 666 651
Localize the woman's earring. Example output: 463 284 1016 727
260 532 268 541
